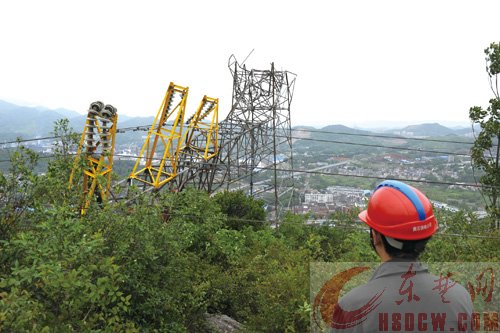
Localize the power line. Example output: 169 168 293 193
0 122 480 147
246 165 490 189
0 135 60 145
2 152 496 234
290 127 475 145
2 151 487 189
0 123 162 145
433 232 500 240
288 136 471 156
2 121 491 161
97 208 500 240
1 128 474 157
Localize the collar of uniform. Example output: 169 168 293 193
369 259 429 281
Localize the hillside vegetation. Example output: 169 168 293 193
0 140 498 332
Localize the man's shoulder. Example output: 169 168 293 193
426 272 472 306
338 280 387 309
339 269 472 310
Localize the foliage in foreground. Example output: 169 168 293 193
0 145 499 332
469 41 500 223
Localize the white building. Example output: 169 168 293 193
305 193 334 204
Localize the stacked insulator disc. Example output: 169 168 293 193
84 101 117 155
100 104 117 153
85 101 104 153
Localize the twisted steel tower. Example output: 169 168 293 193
68 101 118 215
106 55 296 220
182 55 296 218
172 95 220 191
128 82 189 190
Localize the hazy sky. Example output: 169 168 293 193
1 0 499 127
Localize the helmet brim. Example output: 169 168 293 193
359 209 437 240
358 210 369 224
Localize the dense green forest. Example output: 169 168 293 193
0 137 498 332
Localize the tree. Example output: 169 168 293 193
0 145 39 240
469 42 500 226
213 190 267 230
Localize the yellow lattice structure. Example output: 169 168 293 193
129 82 189 189
181 96 219 161
69 102 118 215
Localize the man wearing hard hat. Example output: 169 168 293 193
330 180 473 332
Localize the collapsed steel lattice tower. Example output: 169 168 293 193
69 101 118 215
128 82 189 189
171 96 220 191
184 55 296 218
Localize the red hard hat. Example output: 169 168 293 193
358 180 438 240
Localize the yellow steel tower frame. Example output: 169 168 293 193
129 82 189 188
181 96 219 161
69 102 118 215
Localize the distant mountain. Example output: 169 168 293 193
0 100 82 140
387 123 461 137
0 100 157 142
0 99 479 144
292 123 389 156
0 100 81 119
292 125 316 139
292 123 477 142
64 115 156 134
321 124 373 135
292 125 316 130
50 107 81 119
453 125 478 137
291 122 476 158
0 100 21 111
118 116 155 129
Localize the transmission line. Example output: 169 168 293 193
288 136 471 156
0 122 481 147
89 209 500 240
290 127 476 145
3 151 486 189
0 128 475 157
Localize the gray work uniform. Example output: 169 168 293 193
330 260 473 333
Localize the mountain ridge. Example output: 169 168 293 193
0 99 474 140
